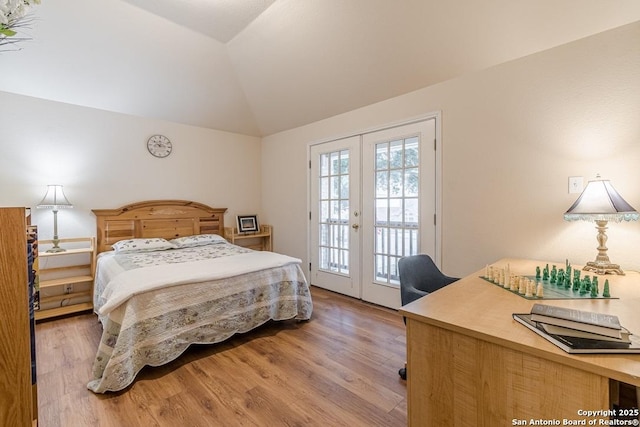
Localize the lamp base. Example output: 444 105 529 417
582 261 624 275
46 247 66 253
46 240 66 253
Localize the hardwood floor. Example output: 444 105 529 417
35 286 407 426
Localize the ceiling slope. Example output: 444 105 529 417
121 0 277 44
2 0 640 137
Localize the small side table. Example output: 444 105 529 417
224 225 272 251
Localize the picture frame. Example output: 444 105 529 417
237 215 259 234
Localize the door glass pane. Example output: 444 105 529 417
340 176 349 199
376 143 388 169
340 200 349 221
320 224 329 246
375 199 388 224
320 177 329 199
320 155 329 176
320 200 329 222
330 152 339 175
340 224 349 249
389 170 403 197
404 198 418 224
318 150 350 275
389 198 402 224
330 200 339 220
389 140 403 168
374 135 420 286
339 150 349 174
375 254 388 281
320 247 329 270
330 176 339 199
405 168 418 197
405 137 419 167
376 171 388 198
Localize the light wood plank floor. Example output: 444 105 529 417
35 286 407 426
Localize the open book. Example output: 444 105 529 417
513 311 640 354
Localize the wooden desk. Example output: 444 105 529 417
399 258 640 426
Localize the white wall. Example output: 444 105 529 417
262 21 640 278
0 92 262 242
0 0 259 135
2 21 638 279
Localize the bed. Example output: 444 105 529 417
87 200 313 393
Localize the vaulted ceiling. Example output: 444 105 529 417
2 0 640 136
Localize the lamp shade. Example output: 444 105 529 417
36 185 73 209
564 179 638 223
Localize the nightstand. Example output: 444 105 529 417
224 225 272 251
36 237 95 321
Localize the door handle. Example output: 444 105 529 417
352 224 359 230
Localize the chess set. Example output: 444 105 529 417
481 262 615 300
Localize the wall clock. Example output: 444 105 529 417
147 134 172 158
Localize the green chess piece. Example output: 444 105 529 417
556 269 564 287
550 265 557 284
590 280 598 297
536 266 541 279
583 275 591 292
603 279 611 298
579 278 588 294
573 270 581 291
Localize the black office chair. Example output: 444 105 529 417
398 254 459 380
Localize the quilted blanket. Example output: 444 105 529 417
88 244 313 393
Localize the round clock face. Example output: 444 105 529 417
147 135 172 158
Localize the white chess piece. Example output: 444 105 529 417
525 280 533 297
519 278 527 295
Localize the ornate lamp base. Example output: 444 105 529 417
581 219 625 275
582 261 624 275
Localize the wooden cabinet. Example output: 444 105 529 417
224 224 273 251
36 237 95 321
0 207 38 427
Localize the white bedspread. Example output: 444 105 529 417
88 243 313 393
99 251 302 315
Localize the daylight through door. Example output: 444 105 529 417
373 136 420 284
309 136 360 298
361 119 436 307
310 117 438 308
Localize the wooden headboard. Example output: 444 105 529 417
92 200 227 254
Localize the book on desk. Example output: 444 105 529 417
513 304 640 354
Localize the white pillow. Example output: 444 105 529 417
112 238 177 253
170 234 227 248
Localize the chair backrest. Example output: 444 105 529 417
398 254 459 306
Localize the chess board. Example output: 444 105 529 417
481 276 616 300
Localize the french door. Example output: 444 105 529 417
309 117 438 308
309 136 361 298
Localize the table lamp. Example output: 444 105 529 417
564 177 638 275
37 184 73 253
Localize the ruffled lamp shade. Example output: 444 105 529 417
564 179 638 275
